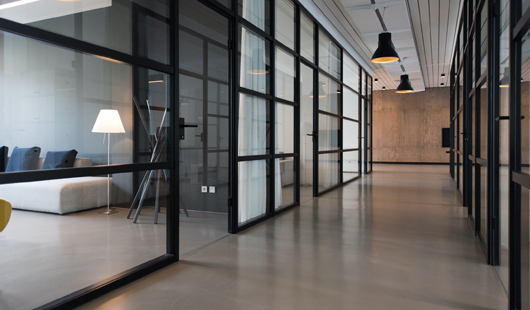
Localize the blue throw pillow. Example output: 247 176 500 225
6 146 41 172
0 146 7 172
42 150 78 169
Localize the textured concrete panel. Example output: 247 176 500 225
373 87 451 163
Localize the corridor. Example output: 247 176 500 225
78 165 507 310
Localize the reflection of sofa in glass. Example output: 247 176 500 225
0 158 110 214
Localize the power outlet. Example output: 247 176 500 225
201 186 208 193
209 186 216 193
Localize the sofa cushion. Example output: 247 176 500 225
6 147 41 172
0 146 7 172
42 150 78 169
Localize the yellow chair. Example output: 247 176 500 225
0 199 11 233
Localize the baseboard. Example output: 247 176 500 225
372 161 449 165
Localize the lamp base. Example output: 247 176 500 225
98 208 118 215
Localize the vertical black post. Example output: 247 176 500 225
168 0 178 260
313 24 319 197
509 0 522 307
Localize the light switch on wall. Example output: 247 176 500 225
201 186 208 193
209 186 216 193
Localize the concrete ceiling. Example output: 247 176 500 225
337 0 462 92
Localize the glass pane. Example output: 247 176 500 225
368 76 372 100
458 155 464 195
522 30 530 173
276 103 294 154
238 94 270 156
343 151 359 181
0 170 167 309
276 0 296 50
480 6 488 76
300 64 314 191
343 87 359 120
318 31 341 79
524 0 530 15
472 96 476 155
0 32 168 172
276 48 296 102
276 157 295 209
0 1 170 64
480 165 488 244
238 0 270 33
300 12 315 62
362 71 367 96
367 149 372 173
238 160 269 225
480 83 488 158
367 124 372 148
343 120 359 149
497 3 510 284
239 25 270 94
343 53 359 91
318 73 340 114
318 114 340 151
318 153 339 192
522 187 530 310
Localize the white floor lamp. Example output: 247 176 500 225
92 109 126 215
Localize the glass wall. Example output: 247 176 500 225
179 0 230 257
0 2 173 309
0 0 374 307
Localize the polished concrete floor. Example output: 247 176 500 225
77 165 508 310
0 206 228 309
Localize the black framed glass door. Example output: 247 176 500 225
178 0 231 257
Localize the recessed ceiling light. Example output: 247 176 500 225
382 86 386 90
441 73 446 78
0 0 39 10
374 78 378 83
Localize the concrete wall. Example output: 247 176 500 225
373 87 451 163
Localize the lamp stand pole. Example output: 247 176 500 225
99 132 118 215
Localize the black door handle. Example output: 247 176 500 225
307 132 318 142
179 118 199 140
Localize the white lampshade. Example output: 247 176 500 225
92 109 126 133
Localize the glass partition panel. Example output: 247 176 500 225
0 32 169 173
343 53 359 91
0 0 170 64
497 1 510 284
238 160 269 225
318 31 340 79
522 31 530 174
238 94 270 156
238 0 270 33
300 12 315 62
0 169 168 309
276 48 296 102
300 64 314 194
276 157 295 209
318 114 340 151
276 103 295 154
276 0 296 50
239 25 271 94
343 151 359 181
343 87 359 120
318 153 339 192
318 73 340 114
343 120 359 149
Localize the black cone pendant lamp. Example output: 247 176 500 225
371 32 400 64
396 74 414 93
